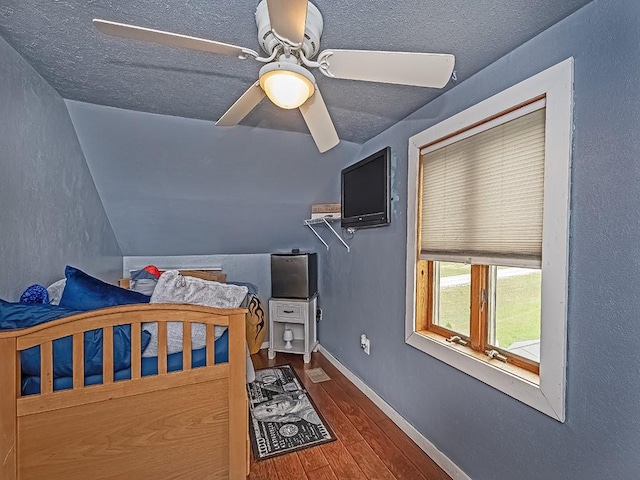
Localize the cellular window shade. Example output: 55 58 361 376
420 108 545 265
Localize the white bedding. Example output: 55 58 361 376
150 270 249 308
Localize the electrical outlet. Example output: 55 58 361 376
316 308 322 321
360 334 371 355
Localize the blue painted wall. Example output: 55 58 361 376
5 0 637 476
319 0 640 478
0 37 122 301
65 101 361 257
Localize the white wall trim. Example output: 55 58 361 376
317 344 472 480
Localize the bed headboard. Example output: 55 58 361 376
119 269 227 289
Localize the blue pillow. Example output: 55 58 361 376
0 299 151 377
60 265 150 311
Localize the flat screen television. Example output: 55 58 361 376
341 147 391 229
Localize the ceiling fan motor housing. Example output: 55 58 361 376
255 0 323 59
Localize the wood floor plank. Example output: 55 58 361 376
315 355 387 423
248 351 450 480
320 440 367 479
291 364 365 446
345 440 396 480
306 465 339 480
319 380 367 421
377 418 452 480
271 451 308 480
250 350 277 369
297 445 329 473
249 458 281 480
321 380 428 480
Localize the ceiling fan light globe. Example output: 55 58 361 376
259 63 315 109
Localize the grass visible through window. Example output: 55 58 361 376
494 270 541 350
437 263 540 350
437 263 470 336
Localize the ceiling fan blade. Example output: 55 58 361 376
266 0 308 47
317 50 455 88
93 19 258 59
216 81 266 126
299 88 339 153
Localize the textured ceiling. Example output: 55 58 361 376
0 0 592 145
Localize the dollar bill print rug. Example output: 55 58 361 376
247 364 336 461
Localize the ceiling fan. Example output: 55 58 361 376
93 0 455 153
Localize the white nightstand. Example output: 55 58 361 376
268 295 318 363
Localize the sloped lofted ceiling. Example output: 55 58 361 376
0 0 592 146
65 100 363 256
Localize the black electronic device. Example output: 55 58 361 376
341 147 391 229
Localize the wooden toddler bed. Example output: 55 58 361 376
0 303 248 479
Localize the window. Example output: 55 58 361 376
419 104 545 374
405 59 573 421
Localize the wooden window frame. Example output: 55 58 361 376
404 58 573 422
417 261 540 375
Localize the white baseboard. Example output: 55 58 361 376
317 344 471 480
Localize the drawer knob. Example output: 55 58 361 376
283 310 294 314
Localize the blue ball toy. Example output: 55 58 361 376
20 284 50 304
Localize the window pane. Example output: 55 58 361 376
490 267 541 362
435 262 470 337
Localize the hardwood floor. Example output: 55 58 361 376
249 350 451 480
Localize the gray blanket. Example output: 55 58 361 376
144 270 248 357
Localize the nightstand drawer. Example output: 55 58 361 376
274 302 304 322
